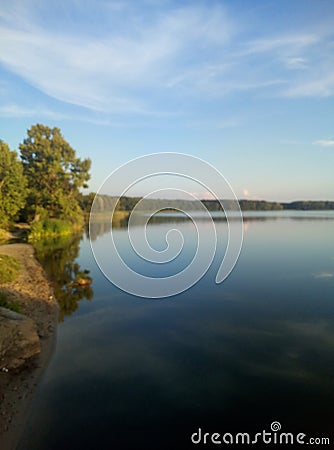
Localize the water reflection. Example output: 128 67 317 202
19 212 334 449
88 210 334 238
33 234 94 321
88 211 129 241
87 220 112 241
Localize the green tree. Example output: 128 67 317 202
0 140 27 227
78 192 96 214
19 124 91 223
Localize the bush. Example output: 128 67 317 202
0 229 12 242
29 218 74 240
0 291 22 313
0 254 21 283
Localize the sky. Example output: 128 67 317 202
0 0 333 201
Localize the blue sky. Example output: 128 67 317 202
0 0 333 201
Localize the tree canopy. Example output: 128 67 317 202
19 124 91 223
0 140 27 227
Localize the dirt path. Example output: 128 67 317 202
0 244 58 450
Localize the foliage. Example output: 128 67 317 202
85 194 334 212
0 140 27 227
29 218 76 240
88 193 119 213
19 124 91 223
78 192 96 214
239 200 283 211
282 201 334 210
0 254 21 283
118 196 142 211
0 228 12 242
0 291 22 313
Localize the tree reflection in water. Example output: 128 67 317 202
87 211 129 241
33 234 93 322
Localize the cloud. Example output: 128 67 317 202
284 73 334 97
0 103 127 126
0 1 234 114
239 31 334 98
312 140 334 147
284 57 308 70
242 33 320 55
0 103 56 118
1 0 334 118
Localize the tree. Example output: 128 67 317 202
78 192 96 214
0 140 27 227
19 124 91 222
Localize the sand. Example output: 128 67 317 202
0 244 58 450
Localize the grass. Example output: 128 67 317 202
0 228 13 242
0 254 21 283
0 229 8 240
29 218 74 240
0 291 22 313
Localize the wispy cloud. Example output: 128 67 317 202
0 1 234 114
242 33 320 55
240 31 334 98
1 0 334 118
0 103 57 118
312 139 334 147
0 103 130 126
284 57 308 70
284 72 334 97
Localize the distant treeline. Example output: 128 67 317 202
85 194 334 213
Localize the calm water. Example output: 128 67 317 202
19 212 334 449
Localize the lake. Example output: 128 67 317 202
18 211 334 449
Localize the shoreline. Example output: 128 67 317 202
0 244 58 450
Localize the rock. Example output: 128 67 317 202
0 307 41 370
73 277 92 286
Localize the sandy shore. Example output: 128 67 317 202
0 244 58 450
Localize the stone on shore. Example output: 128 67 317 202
0 307 41 370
